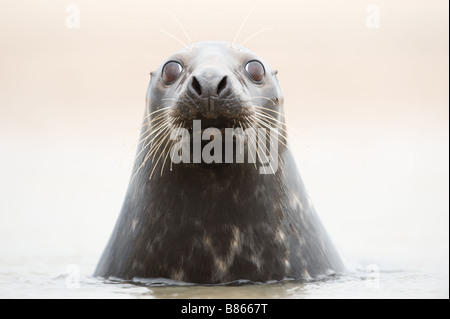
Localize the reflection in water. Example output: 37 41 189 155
98 273 375 299
105 277 310 299
146 282 307 299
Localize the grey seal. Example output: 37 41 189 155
94 41 344 284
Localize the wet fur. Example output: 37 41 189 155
94 42 344 283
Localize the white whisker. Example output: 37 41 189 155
251 112 289 136
239 120 258 169
160 123 183 176
239 27 273 47
130 117 176 182
250 104 286 118
167 10 193 46
231 5 258 48
159 29 188 48
136 117 174 161
150 123 182 180
251 96 276 106
249 115 288 148
245 115 280 161
243 117 275 174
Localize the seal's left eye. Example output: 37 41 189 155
245 60 265 83
162 61 183 84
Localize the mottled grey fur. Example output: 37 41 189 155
94 42 344 284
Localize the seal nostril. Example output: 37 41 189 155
191 76 202 96
217 76 228 95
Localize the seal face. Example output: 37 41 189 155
94 41 344 284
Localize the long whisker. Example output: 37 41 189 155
148 121 176 162
121 108 173 169
135 117 176 162
170 120 186 172
249 115 288 149
251 108 285 126
137 110 173 140
239 120 257 170
159 29 188 48
143 106 173 120
249 114 287 142
245 115 280 160
135 116 174 154
146 113 173 131
145 117 179 159
243 117 275 174
138 108 173 133
239 27 273 47
150 123 182 180
251 96 276 106
251 112 289 137
167 10 193 46
249 104 286 118
160 124 183 176
131 118 175 182
231 5 258 47
251 108 304 139
125 107 172 143
136 126 172 179
148 113 175 133
147 128 171 161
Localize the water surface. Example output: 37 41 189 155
0 253 447 299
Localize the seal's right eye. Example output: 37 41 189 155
162 61 183 84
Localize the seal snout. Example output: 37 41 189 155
187 67 233 118
188 67 230 98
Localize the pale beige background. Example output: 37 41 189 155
0 0 448 277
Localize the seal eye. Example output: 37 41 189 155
162 61 183 84
245 60 265 83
